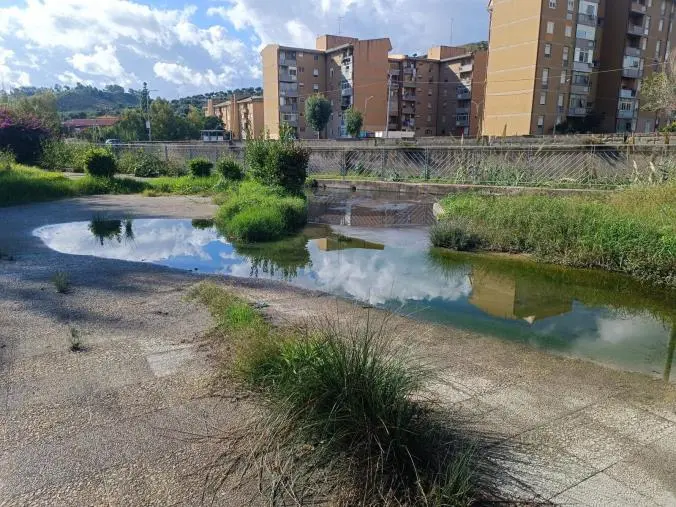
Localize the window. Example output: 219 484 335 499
428 89 432 96
656 40 662 59
641 37 647 50
330 68 334 78
443 89 447 96
542 68 549 85
645 16 651 32
537 116 545 127
547 21 555 34
427 115 432 122
544 43 552 57
563 46 569 63
565 25 572 37
558 94 564 107
540 92 547 105
575 47 592 63
441 115 446 122
298 52 303 58
661 0 666 14
427 102 432 109
313 54 319 61
561 69 567 84
567 0 574 10
313 68 319 77
549 0 556 7
659 19 665 31
299 82 304 87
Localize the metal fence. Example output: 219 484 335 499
113 142 676 189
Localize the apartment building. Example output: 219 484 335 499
385 48 487 137
203 96 265 139
484 0 606 136
596 0 676 133
261 35 391 139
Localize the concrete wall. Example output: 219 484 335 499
471 50 489 137
483 0 543 136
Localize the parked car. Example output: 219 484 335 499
104 139 122 145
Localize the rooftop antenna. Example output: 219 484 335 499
338 15 344 35
450 18 454 46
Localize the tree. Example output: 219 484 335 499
185 105 206 138
9 92 61 135
344 108 363 138
640 53 676 118
304 94 332 138
204 116 224 130
107 108 146 141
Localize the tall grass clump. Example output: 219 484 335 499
82 147 117 178
191 283 509 505
0 150 14 171
435 185 676 286
215 156 244 181
189 157 213 177
245 136 309 194
215 180 307 242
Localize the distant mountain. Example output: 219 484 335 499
462 41 488 52
6 85 264 118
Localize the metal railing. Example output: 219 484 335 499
112 143 675 189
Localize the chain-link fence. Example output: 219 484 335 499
112 142 676 189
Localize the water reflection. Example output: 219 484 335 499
33 218 675 382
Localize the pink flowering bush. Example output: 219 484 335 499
0 108 51 165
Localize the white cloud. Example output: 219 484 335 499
153 62 234 88
67 45 133 84
57 71 93 87
0 47 31 88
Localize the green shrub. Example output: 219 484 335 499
245 138 309 194
39 141 93 173
117 149 165 177
52 271 71 293
215 156 244 181
188 157 213 177
215 181 307 242
0 150 14 171
82 148 117 178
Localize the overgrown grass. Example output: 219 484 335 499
52 271 71 293
0 165 224 206
190 282 510 505
214 180 307 242
434 184 676 286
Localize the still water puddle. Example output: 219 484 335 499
34 216 675 383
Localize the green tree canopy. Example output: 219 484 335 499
304 94 332 138
640 54 676 116
344 108 363 137
8 92 61 134
107 108 147 142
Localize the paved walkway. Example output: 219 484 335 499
0 196 674 505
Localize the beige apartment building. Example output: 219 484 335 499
484 0 676 136
596 0 676 133
484 0 606 136
204 95 264 139
261 35 392 139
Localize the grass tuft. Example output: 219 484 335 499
69 327 84 352
52 271 71 294
190 282 512 505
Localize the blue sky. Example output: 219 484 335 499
0 0 490 99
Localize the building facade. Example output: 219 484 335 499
483 0 675 136
596 0 676 133
204 96 265 139
484 0 606 136
262 35 392 139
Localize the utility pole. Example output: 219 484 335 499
338 16 344 35
385 73 392 139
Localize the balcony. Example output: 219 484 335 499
568 107 587 117
619 88 637 98
459 63 473 73
577 13 597 27
389 69 400 76
402 105 415 114
279 104 298 113
457 92 471 100
341 86 353 97
279 87 298 98
571 84 590 94
455 106 470 114
460 78 472 87
573 61 593 73
622 67 641 78
402 94 416 101
617 109 634 119
280 113 298 125
455 118 469 127
625 46 641 57
388 103 399 113
627 23 645 36
279 71 297 82
630 1 647 14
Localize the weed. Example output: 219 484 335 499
52 271 71 293
188 157 213 177
191 283 513 505
69 327 84 352
430 218 482 251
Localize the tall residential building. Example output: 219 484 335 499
596 0 676 133
386 47 488 137
484 0 606 136
204 96 265 139
261 35 392 139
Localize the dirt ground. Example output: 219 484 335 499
0 195 675 506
